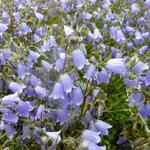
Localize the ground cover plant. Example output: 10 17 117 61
0 0 150 149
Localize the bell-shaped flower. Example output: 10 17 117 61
57 109 69 125
34 86 47 98
95 120 112 135
140 104 150 119
52 82 65 99
124 78 137 88
128 92 144 107
9 82 23 93
84 64 96 80
0 23 8 34
13 12 21 22
41 60 52 71
106 58 126 76
2 93 21 103
139 45 149 55
35 105 45 119
60 74 73 93
35 12 44 22
131 3 140 14
21 22 31 34
2 12 10 25
33 34 41 43
146 70 150 86
145 0 150 7
0 121 5 131
72 50 88 70
16 101 33 117
2 111 18 124
96 69 110 84
64 25 74 38
55 53 65 71
132 61 149 75
82 129 101 144
71 87 83 105
5 124 16 139
46 131 61 145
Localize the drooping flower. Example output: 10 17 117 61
71 87 83 105
2 111 18 124
13 12 21 22
64 25 74 38
57 109 69 125
84 64 96 80
55 53 65 71
0 23 8 34
72 50 88 70
35 105 45 119
16 101 33 117
106 58 126 76
140 104 150 119
2 12 10 25
145 70 150 86
9 82 23 93
60 74 73 93
96 69 110 84
132 61 149 75
94 120 112 136
5 124 16 139
21 22 31 34
35 12 44 22
139 45 149 55
52 82 65 99
128 92 144 107
46 131 61 145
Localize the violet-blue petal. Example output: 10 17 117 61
13 12 21 22
140 104 150 119
82 129 101 144
106 58 126 76
57 109 69 125
33 34 41 43
21 22 31 34
132 61 148 74
64 25 74 38
95 120 112 135
71 87 83 105
0 121 5 131
17 64 26 78
139 45 149 55
35 105 45 119
46 131 61 145
96 70 110 84
16 101 32 117
146 70 150 86
0 23 8 34
5 124 16 139
2 12 10 24
52 82 65 99
84 64 96 80
128 92 144 107
2 111 18 123
2 93 21 102
72 50 87 70
124 78 137 88
35 86 47 97
42 60 52 71
60 74 73 93
55 53 65 71
9 82 23 93
35 12 44 22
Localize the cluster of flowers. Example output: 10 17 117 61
0 0 150 149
